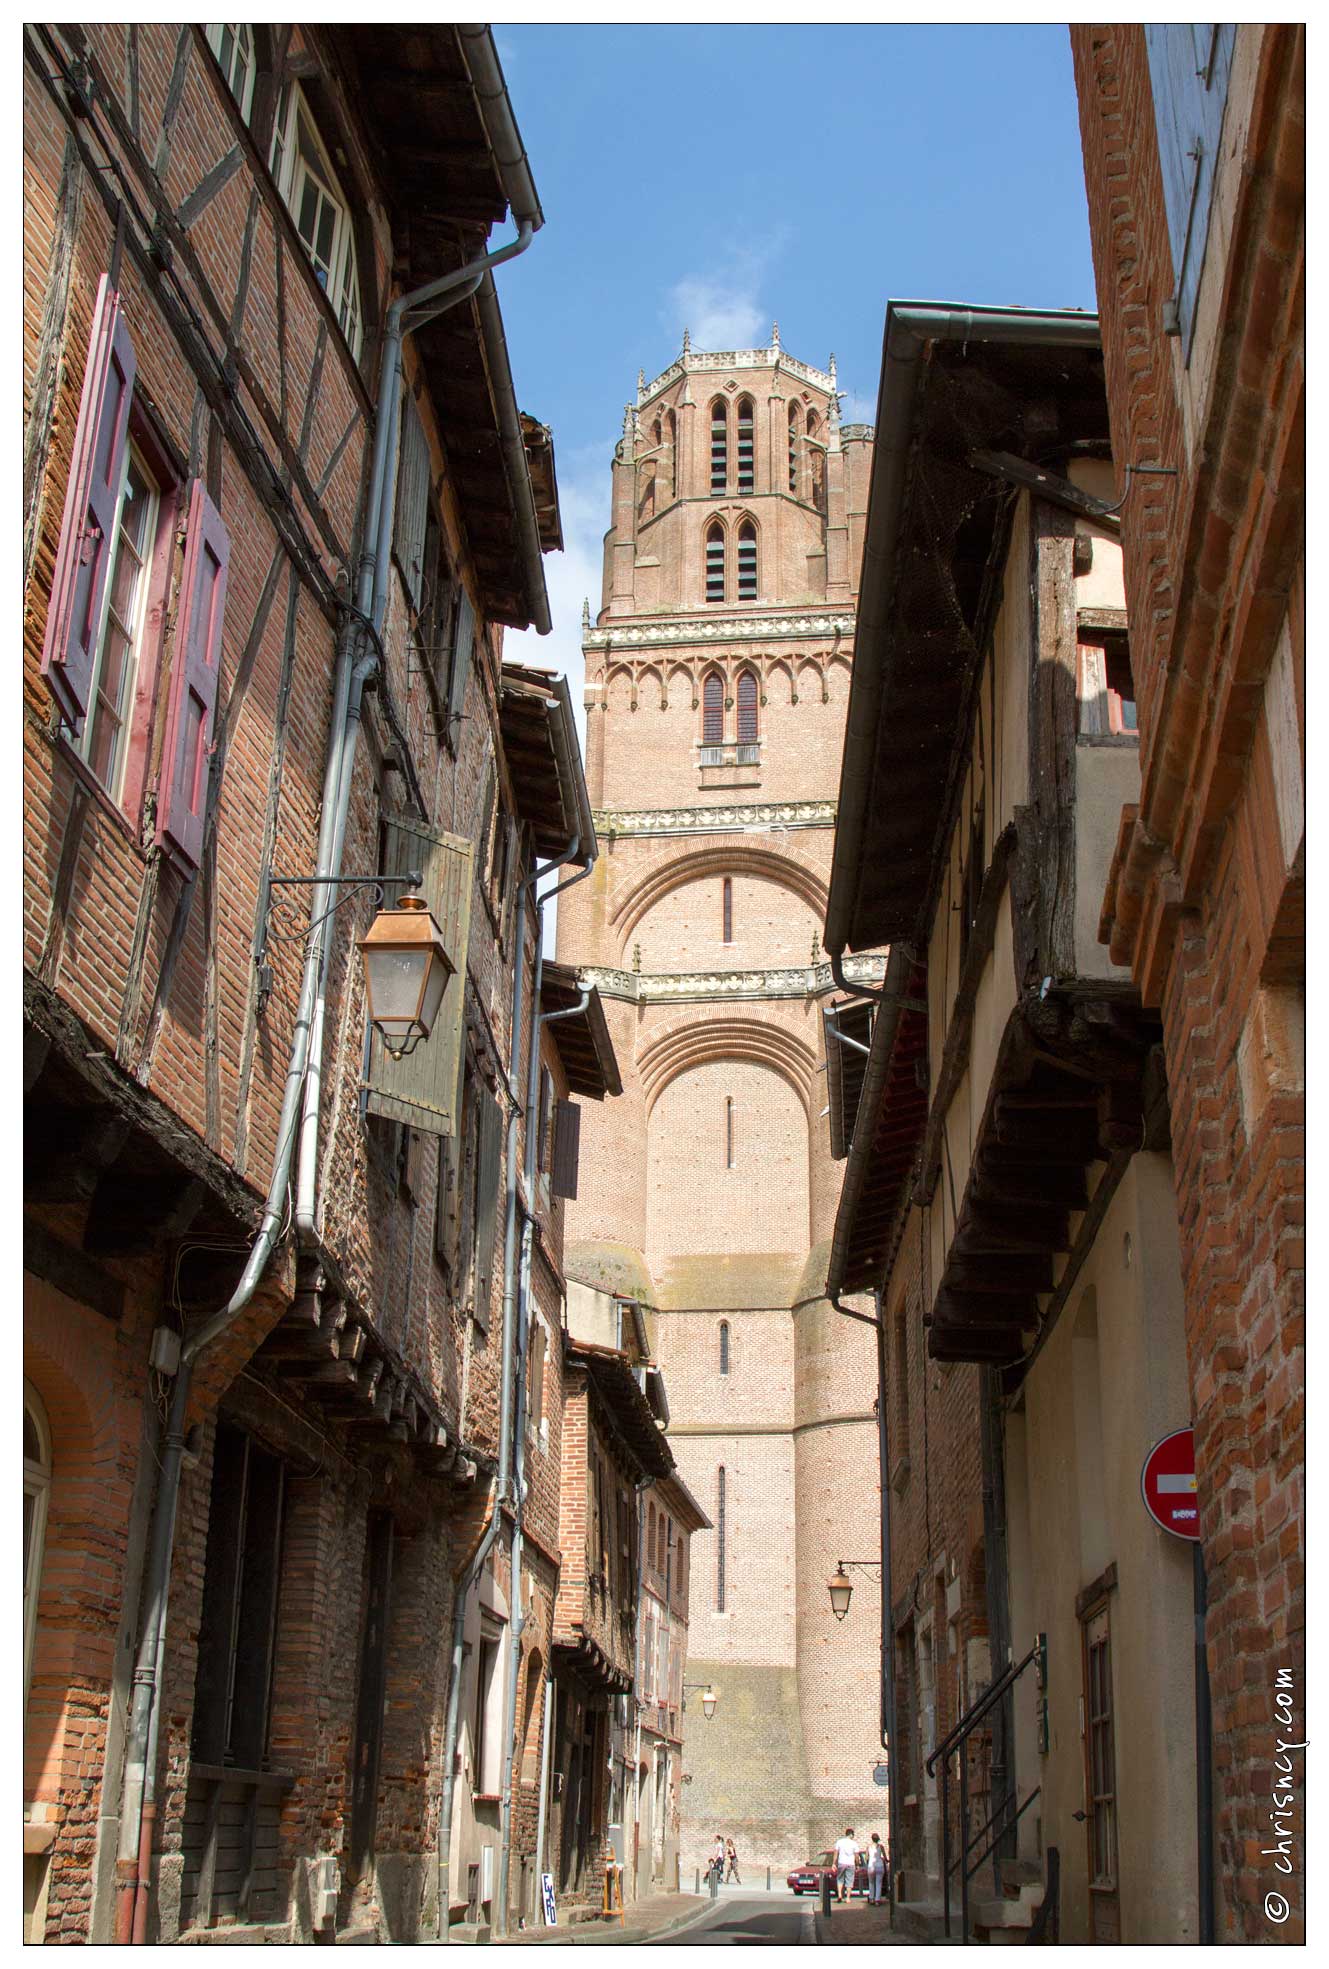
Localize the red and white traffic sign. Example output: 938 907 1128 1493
1141 1427 1199 1540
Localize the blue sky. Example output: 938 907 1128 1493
497 24 1098 738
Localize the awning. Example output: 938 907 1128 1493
541 962 622 1099
499 663 596 864
565 1338 674 1479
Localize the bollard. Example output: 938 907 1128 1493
766 1866 771 1892
693 1868 700 1896
821 1870 833 1919
709 1864 719 1902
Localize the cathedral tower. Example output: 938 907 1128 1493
558 330 884 1872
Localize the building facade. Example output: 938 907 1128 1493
559 332 887 1877
1072 26 1304 1942
635 1472 710 1898
21 22 600 1946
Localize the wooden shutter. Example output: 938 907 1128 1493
363 817 473 1137
472 1089 504 1330
156 481 229 871
40 274 137 733
394 394 431 614
1145 25 1236 357
551 1099 581 1200
448 585 476 726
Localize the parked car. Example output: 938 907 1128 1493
786 1849 873 1897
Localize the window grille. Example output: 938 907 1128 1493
702 670 724 743
699 746 724 766
737 523 757 600
735 742 760 765
736 397 754 492
710 399 727 493
722 876 733 944
736 668 759 742
705 524 726 603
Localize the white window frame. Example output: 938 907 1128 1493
80 443 160 804
269 81 362 360
24 1382 52 1709
205 23 256 124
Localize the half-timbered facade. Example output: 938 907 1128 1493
825 306 1199 1943
23 22 569 1945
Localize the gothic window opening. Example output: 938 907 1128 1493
716 1467 727 1611
788 401 800 492
702 669 724 743
807 412 826 512
736 667 759 741
719 1320 730 1376
737 523 758 601
665 409 677 502
710 399 728 493
705 523 726 604
722 876 733 944
736 397 755 492
205 23 257 122
725 1095 735 1169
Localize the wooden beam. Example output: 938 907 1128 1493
969 449 1122 531
23 1220 125 1323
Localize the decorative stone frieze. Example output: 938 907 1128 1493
584 611 856 653
637 344 834 407
577 953 886 1003
594 799 836 838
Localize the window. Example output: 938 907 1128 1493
40 273 228 867
710 398 727 493
736 667 759 741
722 876 733 944
1104 636 1137 732
705 523 726 604
1145 26 1236 360
1077 632 1138 736
23 1385 51 1707
737 523 757 601
527 1319 547 1436
659 1515 669 1578
808 412 826 513
788 401 800 492
702 670 725 743
719 1320 730 1376
550 1099 582 1200
665 410 677 502
537 1065 555 1174
647 1503 657 1576
736 397 754 493
269 83 362 358
205 23 256 122
473 1630 502 1794
192 1423 287 1769
725 1095 735 1169
716 1466 727 1612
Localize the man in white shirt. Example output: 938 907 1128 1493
833 1828 858 1903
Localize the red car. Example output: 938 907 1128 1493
786 1849 872 1897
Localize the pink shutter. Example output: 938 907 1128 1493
156 482 229 871
40 274 137 732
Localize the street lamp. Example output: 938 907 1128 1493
827 1558 881 1623
684 1683 718 1719
357 892 455 1059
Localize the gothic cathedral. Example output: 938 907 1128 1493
558 330 886 1872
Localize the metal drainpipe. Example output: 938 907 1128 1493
874 1291 901 1914
494 864 595 1934
630 1475 655 1899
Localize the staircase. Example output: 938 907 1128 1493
971 1859 1046 1944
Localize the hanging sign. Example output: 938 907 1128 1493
1140 1427 1199 1540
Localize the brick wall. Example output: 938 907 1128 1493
1072 24 1304 1941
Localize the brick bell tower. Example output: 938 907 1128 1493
558 328 886 1874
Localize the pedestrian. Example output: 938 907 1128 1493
868 1833 886 1904
833 1827 857 1903
710 1833 725 1886
725 1838 741 1884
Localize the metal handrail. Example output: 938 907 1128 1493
963 1784 1041 1889
926 1639 1040 1778
930 1641 1043 1942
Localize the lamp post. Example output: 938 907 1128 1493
827 1558 881 1622
683 1683 718 1720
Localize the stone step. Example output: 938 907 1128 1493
998 1858 1044 1892
894 1899 950 1944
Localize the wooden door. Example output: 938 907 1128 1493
1081 1603 1120 1943
349 1515 394 1881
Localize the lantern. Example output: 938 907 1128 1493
357 893 454 1059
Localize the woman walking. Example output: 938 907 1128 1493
868 1833 887 1904
725 1838 741 1885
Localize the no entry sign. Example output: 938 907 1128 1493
1141 1427 1199 1539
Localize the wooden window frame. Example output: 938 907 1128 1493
191 1422 288 1771
269 80 362 359
205 23 257 123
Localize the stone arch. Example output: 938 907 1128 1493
608 843 828 952
665 660 694 710
519 1645 545 1785
764 657 795 705
796 655 823 704
827 654 852 702
606 663 634 715
639 662 666 711
636 1014 817 1119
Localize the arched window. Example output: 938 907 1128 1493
647 1502 657 1574
807 410 826 511
736 397 755 493
269 82 363 358
665 409 677 502
788 401 800 492
719 1320 730 1376
702 669 725 743
638 466 655 526
725 1095 735 1168
710 398 728 494
737 522 758 601
705 523 726 604
24 1383 51 1705
722 875 733 944
736 667 759 742
716 1466 727 1611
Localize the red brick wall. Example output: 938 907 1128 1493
1072 24 1304 1941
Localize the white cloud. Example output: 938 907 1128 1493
667 273 767 352
839 389 878 425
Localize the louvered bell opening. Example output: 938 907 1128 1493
737 527 757 600
705 529 726 604
736 671 758 742
710 404 727 492
702 674 724 743
737 402 754 492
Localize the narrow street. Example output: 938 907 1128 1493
648 1890 816 1947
